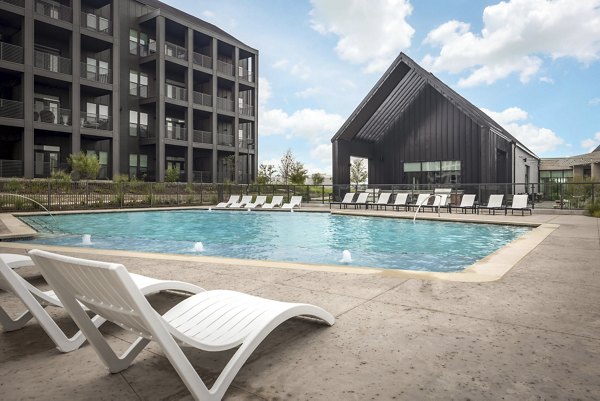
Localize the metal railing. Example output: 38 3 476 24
166 84 187 101
216 97 234 112
193 130 212 144
81 113 111 130
239 69 253 83
0 0 25 7
217 132 234 146
166 124 187 141
34 107 71 125
0 41 24 64
238 138 254 149
0 160 23 177
192 171 211 183
192 52 212 69
138 40 157 57
35 0 73 22
0 99 23 119
217 60 234 76
81 62 112 83
138 83 152 98
193 91 212 107
34 50 72 74
165 42 187 60
81 12 111 34
240 104 254 117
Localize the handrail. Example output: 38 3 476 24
192 52 212 69
0 41 24 64
412 194 442 223
34 50 72 74
81 11 111 34
165 42 187 60
81 62 112 84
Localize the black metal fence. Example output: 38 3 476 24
0 179 598 212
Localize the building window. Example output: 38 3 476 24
129 110 138 136
129 70 148 97
403 160 461 184
166 117 185 140
129 110 148 137
129 70 138 95
129 29 138 55
129 153 138 179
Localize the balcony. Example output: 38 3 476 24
165 42 187 61
166 84 187 102
239 68 253 83
239 138 255 149
216 97 234 112
166 124 187 141
139 40 157 57
217 132 234 147
192 52 212 69
0 0 25 8
217 60 234 76
81 113 111 130
0 42 24 64
192 91 211 107
0 99 23 119
81 11 111 34
192 130 212 144
34 107 71 126
240 104 254 117
81 62 112 84
35 0 73 23
0 159 24 177
35 50 71 75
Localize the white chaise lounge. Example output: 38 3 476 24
246 195 267 209
479 194 505 215
229 195 253 208
0 254 203 353
372 193 391 210
215 195 239 208
506 194 532 215
410 194 432 212
351 192 370 209
29 249 335 401
329 192 355 209
282 196 302 209
391 193 409 211
452 194 477 213
262 195 284 209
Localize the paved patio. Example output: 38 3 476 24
1 213 599 400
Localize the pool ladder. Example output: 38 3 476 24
412 194 443 224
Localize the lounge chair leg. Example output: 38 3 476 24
0 306 34 331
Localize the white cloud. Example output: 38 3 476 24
201 10 215 19
258 77 272 107
272 59 289 69
590 97 600 105
311 143 332 165
295 87 322 98
539 76 554 84
260 108 344 144
273 59 311 80
581 132 600 152
481 107 565 154
310 0 414 73
423 0 600 87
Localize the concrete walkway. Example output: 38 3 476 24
0 214 599 400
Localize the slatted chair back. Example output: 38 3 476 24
393 193 409 205
375 193 391 205
511 194 528 209
355 193 369 204
414 194 431 206
460 194 476 207
487 194 504 208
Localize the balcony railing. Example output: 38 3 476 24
0 159 24 177
81 12 111 34
35 0 73 22
0 99 23 119
193 130 212 144
34 50 71 74
165 42 187 61
81 62 112 84
239 138 255 149
139 40 157 57
240 105 255 117
81 113 111 130
0 42 24 64
166 124 187 141
217 60 234 76
166 84 187 101
34 107 71 125
192 171 211 183
192 52 212 69
0 0 25 8
239 68 253 83
216 97 234 112
217 132 234 146
193 91 212 107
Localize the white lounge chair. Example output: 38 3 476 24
0 254 203 353
262 195 284 209
479 194 505 215
452 194 477 213
391 193 409 211
215 195 239 208
506 194 532 215
29 249 335 401
282 196 302 209
351 192 370 209
421 194 448 212
246 195 267 209
330 192 355 209
229 195 253 208
410 194 432 212
373 193 391 210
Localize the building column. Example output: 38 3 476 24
155 15 166 182
211 37 218 183
23 0 34 178
233 46 239 183
186 27 193 183
253 54 258 182
71 0 81 157
591 162 600 181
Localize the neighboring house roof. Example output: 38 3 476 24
540 147 600 170
331 52 537 158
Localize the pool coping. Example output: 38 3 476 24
0 208 558 282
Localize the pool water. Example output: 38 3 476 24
17 210 530 272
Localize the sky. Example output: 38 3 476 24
164 0 600 175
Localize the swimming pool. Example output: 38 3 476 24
16 210 530 272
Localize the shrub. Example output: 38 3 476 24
68 152 100 180
587 200 600 218
165 167 180 183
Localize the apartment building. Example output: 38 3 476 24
0 0 258 182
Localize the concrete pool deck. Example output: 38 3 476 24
0 211 599 400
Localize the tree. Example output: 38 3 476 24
289 161 308 185
350 158 368 188
68 152 100 180
257 164 276 185
165 167 180 182
311 172 324 185
278 149 295 184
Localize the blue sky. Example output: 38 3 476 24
165 0 600 174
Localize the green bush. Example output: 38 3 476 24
587 200 600 218
165 167 180 183
68 152 100 180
